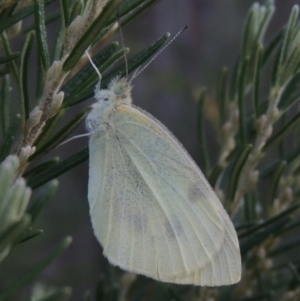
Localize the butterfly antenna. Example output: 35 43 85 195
85 50 102 91
130 65 141 82
117 12 129 78
131 26 187 81
58 132 92 148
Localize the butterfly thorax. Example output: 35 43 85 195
86 77 133 133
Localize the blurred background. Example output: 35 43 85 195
0 0 298 299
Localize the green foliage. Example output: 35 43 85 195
1 0 300 300
197 1 300 300
0 0 173 300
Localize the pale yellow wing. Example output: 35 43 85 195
88 105 241 286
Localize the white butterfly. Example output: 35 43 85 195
85 53 241 286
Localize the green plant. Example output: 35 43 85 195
1 0 300 300
198 1 300 300
0 0 171 300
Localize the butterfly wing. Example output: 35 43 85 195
88 105 241 286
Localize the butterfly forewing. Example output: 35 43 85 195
87 104 241 285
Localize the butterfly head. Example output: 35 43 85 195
108 76 132 105
88 76 133 132
94 76 132 106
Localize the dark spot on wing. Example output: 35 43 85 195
165 216 183 239
188 183 206 203
132 212 148 233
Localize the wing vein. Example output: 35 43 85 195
223 231 241 282
104 134 115 249
153 208 176 276
90 133 107 213
113 138 127 266
115 136 157 273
